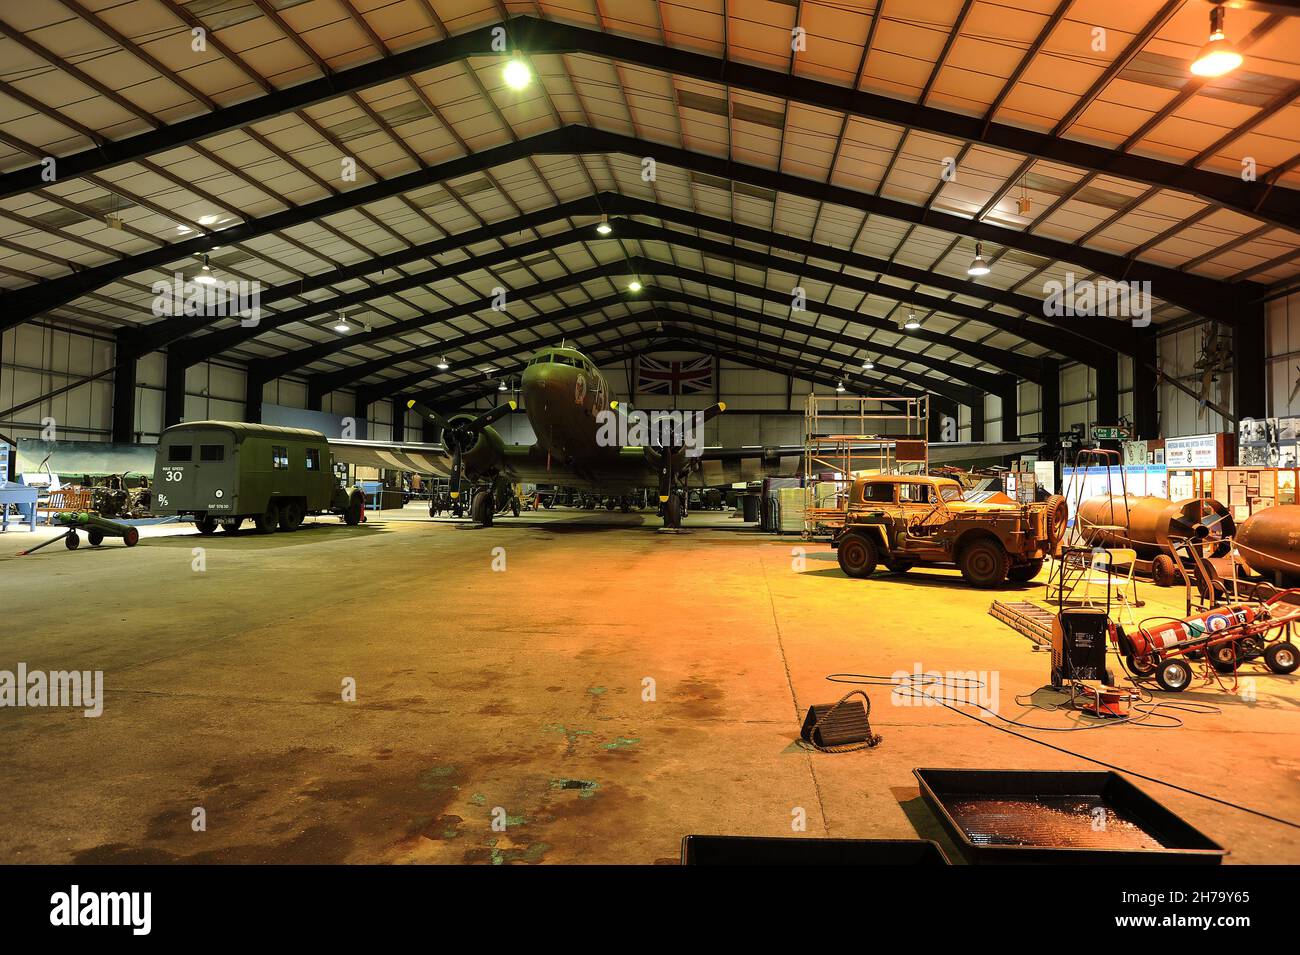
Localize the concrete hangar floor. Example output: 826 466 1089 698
1 505 1297 865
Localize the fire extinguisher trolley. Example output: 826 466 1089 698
1114 589 1300 691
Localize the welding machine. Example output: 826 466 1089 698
1051 607 1114 689
1052 607 1135 717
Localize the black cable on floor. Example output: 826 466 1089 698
825 672 1300 831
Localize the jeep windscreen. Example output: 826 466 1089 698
939 486 964 503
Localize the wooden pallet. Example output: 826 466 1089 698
989 600 1056 648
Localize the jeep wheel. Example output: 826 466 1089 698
960 539 1008 588
1007 558 1044 583
837 533 878 579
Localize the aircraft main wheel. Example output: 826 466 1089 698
1155 658 1193 692
960 539 1008 588
65 532 79 550
511 498 521 518
471 490 494 526
254 505 279 534
196 515 217 535
665 494 682 528
837 533 878 579
884 560 913 574
1150 554 1178 587
1007 558 1044 583
1265 642 1299 674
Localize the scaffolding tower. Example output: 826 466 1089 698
803 393 929 538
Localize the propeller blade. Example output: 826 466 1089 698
701 401 726 423
406 398 454 432
473 400 517 429
449 447 463 499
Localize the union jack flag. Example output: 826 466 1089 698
637 355 715 396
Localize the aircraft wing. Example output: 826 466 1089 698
328 438 451 476
694 439 1045 483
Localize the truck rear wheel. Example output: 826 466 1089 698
195 515 217 535
281 501 304 531
960 539 1008 588
1007 559 1044 583
837 533 878 578
254 505 278 534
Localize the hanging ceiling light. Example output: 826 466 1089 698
1190 4 1242 78
967 242 990 277
195 253 217 286
861 356 874 371
903 310 922 331
332 312 351 333
503 53 532 90
498 379 509 392
436 356 450 371
596 215 613 236
835 380 845 393
627 279 643 292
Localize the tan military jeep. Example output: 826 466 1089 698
832 475 1068 587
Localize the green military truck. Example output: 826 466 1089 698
153 421 365 534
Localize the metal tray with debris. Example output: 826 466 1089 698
681 835 950 865
914 769 1225 865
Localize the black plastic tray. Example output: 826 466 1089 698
914 769 1225 865
680 835 950 865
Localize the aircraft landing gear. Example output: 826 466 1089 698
470 490 494 526
663 494 683 529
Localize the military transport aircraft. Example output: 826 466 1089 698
330 344 1042 529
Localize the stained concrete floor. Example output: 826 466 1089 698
1 504 1297 864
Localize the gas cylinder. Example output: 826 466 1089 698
1131 605 1256 656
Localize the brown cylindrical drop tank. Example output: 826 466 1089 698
1075 495 1234 558
1236 505 1300 582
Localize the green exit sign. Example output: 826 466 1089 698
1092 426 1129 440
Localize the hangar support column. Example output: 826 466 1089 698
391 397 405 443
1234 305 1266 422
928 394 959 442
1040 359 1060 440
164 347 187 428
1095 354 1119 431
112 329 138 443
1133 329 1159 440
996 374 1019 442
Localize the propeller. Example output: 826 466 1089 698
406 398 516 500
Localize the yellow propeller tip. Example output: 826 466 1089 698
449 491 460 499
658 495 669 502
406 399 416 409
508 400 517 410
610 401 619 410
718 402 726 412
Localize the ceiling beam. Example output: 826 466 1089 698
3 127 1253 328
6 14 1298 240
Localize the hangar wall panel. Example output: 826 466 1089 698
1266 291 1300 417
0 324 113 441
